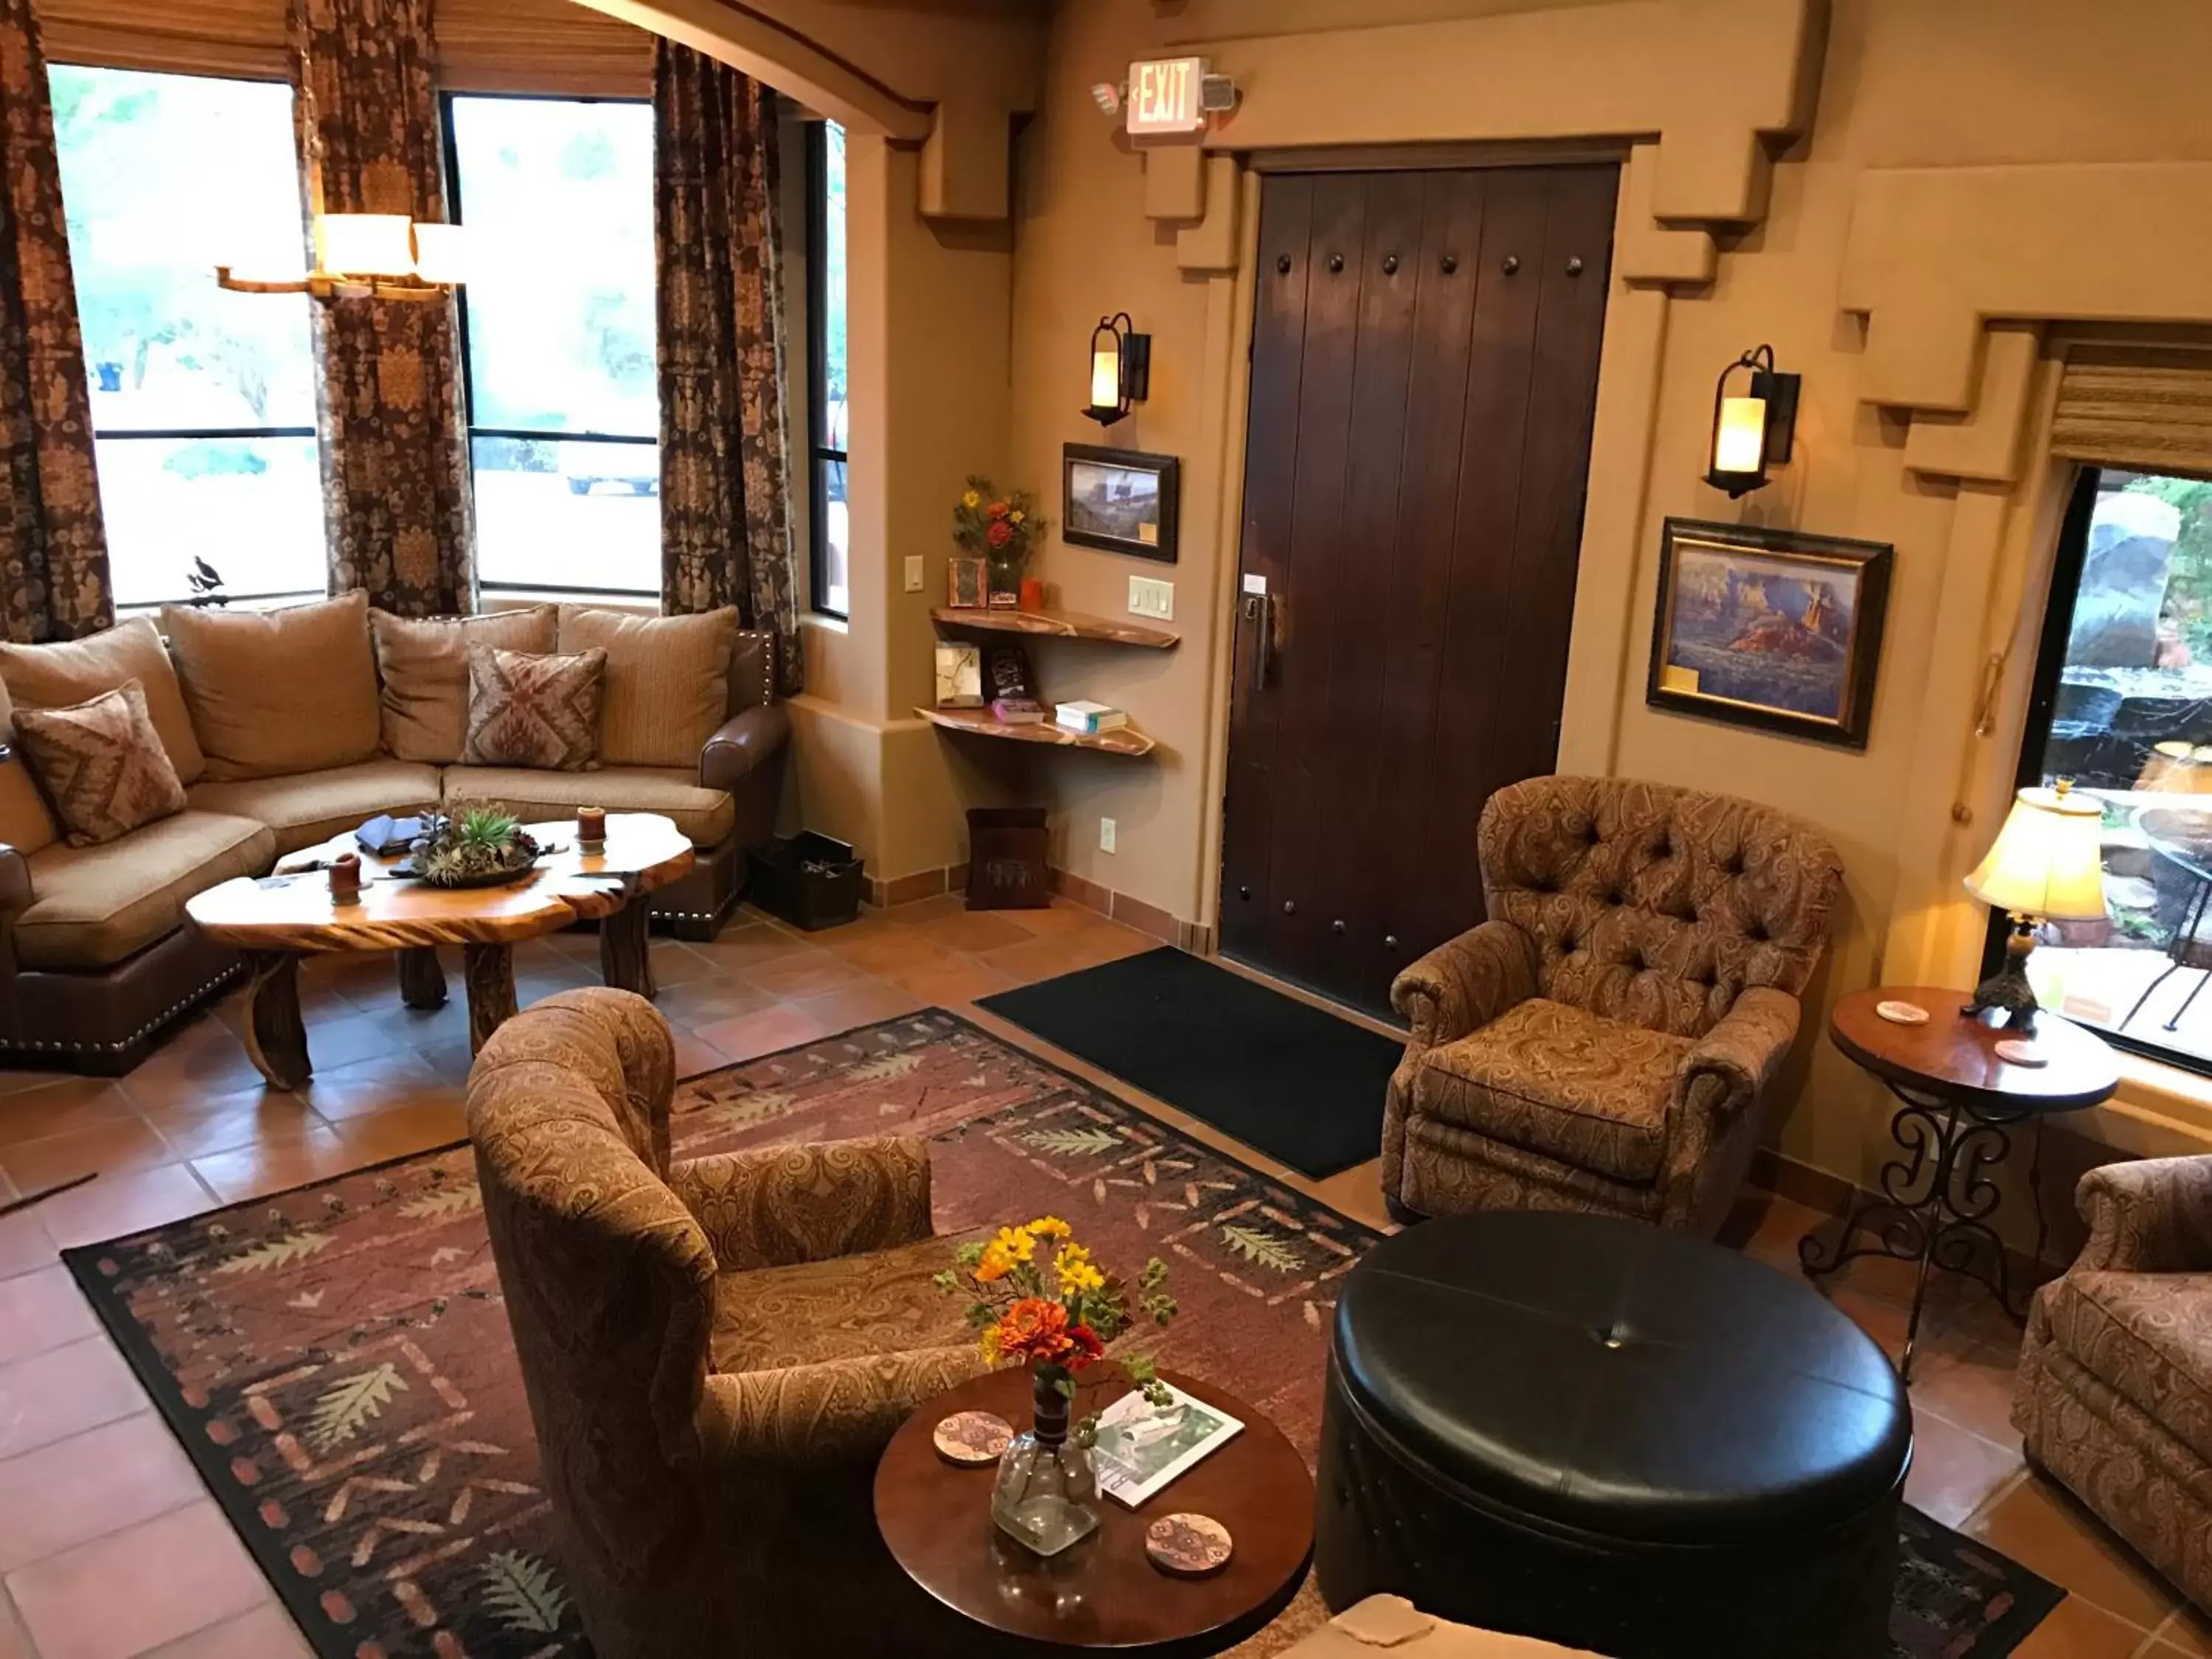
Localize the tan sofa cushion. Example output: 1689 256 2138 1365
370 605 556 763
187 759 442 857
1415 998 1686 1185
13 681 187 848
442 765 734 846
558 605 735 768
18 809 272 970
0 678 58 855
161 591 380 780
0 615 206 784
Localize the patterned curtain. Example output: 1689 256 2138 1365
655 40 800 695
289 0 473 616
0 0 111 643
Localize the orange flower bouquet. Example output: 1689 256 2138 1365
935 1217 1175 1554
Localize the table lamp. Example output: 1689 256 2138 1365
1961 779 2107 1029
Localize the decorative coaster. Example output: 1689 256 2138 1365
1994 1038 2049 1068
932 1411 1012 1467
1875 1000 1930 1026
1146 1512 1234 1577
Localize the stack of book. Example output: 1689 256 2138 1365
1055 700 1128 735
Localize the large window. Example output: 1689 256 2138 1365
446 94 656 596
51 66 324 607
2005 466 2212 1074
806 120 848 617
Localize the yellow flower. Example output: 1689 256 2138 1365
1059 1259 1105 1295
978 1325 1002 1364
992 1225 1036 1263
1026 1216 1071 1239
1009 509 1026 525
1057 1242 1092 1269
974 1242 1014 1282
961 490 981 509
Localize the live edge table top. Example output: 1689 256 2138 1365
185 812 695 953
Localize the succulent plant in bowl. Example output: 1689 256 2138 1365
409 806 543 888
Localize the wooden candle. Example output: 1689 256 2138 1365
328 853 362 905
1019 576 1046 611
577 806 607 845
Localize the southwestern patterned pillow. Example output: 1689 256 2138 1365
465 644 606 772
13 678 188 847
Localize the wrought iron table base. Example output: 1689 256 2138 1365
1798 1082 2045 1382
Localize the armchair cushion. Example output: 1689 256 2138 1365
709 1231 982 1374
671 1136 936 1271
2042 1269 2212 1468
1415 999 1688 1185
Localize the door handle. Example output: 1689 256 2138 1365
1243 591 1272 691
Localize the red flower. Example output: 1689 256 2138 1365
996 1297 1074 1363
986 520 1015 549
987 500 1011 519
1063 1324 1105 1369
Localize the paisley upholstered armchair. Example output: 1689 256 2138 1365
469 989 985 1658
1382 776 1843 1235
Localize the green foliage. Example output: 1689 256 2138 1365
1219 1222 1306 1275
414 806 538 886
307 1363 407 1452
481 1549 570 1635
2128 474 2212 661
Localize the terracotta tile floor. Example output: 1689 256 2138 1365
0 896 2192 1655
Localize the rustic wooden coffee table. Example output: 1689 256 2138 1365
186 812 694 1088
874 1368 1313 1657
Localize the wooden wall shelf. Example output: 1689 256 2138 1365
915 706 1157 757
931 606 1178 649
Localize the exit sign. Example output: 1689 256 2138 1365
1126 57 1207 136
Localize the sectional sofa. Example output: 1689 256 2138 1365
0 591 787 1074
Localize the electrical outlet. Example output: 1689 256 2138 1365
903 555 925 594
1099 817 1117 855
1128 575 1175 621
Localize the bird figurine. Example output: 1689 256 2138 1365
184 557 227 606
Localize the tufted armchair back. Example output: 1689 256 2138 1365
1478 776 1843 1040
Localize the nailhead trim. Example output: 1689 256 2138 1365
0 961 244 1054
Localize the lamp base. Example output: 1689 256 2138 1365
1961 915 2042 1031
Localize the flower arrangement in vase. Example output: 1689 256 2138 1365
953 476 1045 608
936 1217 1175 1555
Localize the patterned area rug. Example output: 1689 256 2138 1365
63 1010 2061 1659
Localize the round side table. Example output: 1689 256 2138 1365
874 1368 1314 1658
1800 984 2119 1380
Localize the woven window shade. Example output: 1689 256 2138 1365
35 0 651 95
2051 345 2212 478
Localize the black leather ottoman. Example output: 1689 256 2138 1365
1315 1211 1911 1658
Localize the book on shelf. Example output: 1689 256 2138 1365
1090 1382 1244 1508
990 697 1047 725
1054 699 1128 734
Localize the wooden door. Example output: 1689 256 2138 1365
1220 164 1616 1015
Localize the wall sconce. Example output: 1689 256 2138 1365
1083 313 1150 428
1703 344 1801 498
216 212 467 304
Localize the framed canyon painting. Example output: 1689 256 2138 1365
1646 518 1893 750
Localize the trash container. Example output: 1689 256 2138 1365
745 832 866 931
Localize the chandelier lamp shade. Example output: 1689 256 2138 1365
1082 312 1151 428
216 212 468 303
1703 343 1801 498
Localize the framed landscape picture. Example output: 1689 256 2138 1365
1646 518 1892 750
1062 444 1179 562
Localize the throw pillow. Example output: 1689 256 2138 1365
370 605 557 763
0 680 58 855
465 645 606 772
0 615 207 784
556 605 737 768
159 591 381 780
13 679 188 847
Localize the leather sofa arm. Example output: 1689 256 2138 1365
695 1346 987 1470
2072 1155 2212 1275
1389 920 1537 1049
668 1135 936 1271
0 844 29 919
700 703 790 794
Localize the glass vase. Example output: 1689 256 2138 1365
990 1368 1100 1557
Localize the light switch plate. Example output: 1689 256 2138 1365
903 555 925 593
1128 575 1174 620
1099 817 1117 855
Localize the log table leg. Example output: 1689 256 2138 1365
241 950 311 1090
463 942 518 1053
397 946 447 1009
599 898 656 999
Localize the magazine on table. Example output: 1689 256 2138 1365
1090 1382 1243 1508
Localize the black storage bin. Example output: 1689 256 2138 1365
967 807 1050 910
746 832 865 931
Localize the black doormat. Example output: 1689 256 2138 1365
976 945 1402 1178
1892 1504 2065 1657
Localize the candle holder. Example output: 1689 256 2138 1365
328 853 362 907
576 807 607 851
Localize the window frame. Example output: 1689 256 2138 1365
439 87 660 600
804 118 847 621
54 60 326 610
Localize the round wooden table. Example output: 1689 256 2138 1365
1800 984 2120 1379
186 812 693 1088
874 1368 1313 1658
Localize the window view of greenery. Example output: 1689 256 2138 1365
51 66 323 606
448 94 656 594
813 120 848 616
2023 469 2212 1069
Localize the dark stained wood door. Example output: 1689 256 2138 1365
1220 164 1616 1015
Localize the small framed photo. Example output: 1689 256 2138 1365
1646 518 1892 750
1062 444 1179 563
947 557 988 609
933 642 983 708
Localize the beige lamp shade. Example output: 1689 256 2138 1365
1711 394 1768 476
1964 784 2107 920
408 222 467 285
319 213 416 277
